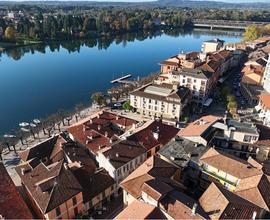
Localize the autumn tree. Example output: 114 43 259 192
244 25 262 41
4 26 17 41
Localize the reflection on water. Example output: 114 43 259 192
0 28 242 61
0 28 242 134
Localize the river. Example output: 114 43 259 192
0 28 242 135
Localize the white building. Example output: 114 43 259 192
263 55 270 93
130 83 190 122
256 94 270 127
178 68 215 105
201 38 224 54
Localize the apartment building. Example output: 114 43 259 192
159 51 202 74
178 115 221 146
130 83 190 122
199 183 266 219
201 38 224 54
178 68 215 105
241 64 265 85
119 156 209 220
199 148 270 211
67 111 137 156
256 94 270 127
97 120 179 186
16 134 117 219
263 55 270 93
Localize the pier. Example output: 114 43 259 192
110 74 138 85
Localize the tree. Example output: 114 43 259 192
4 26 17 41
244 25 262 41
122 101 133 111
91 92 106 106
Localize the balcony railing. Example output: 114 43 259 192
202 168 237 187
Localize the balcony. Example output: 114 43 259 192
202 168 237 187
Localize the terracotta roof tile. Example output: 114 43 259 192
200 148 263 179
199 183 264 219
121 156 177 198
259 94 270 110
0 163 33 219
178 115 221 137
114 199 167 220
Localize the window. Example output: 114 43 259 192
74 207 79 217
72 197 77 206
117 169 121 177
243 135 252 143
194 79 196 83
182 79 185 83
149 99 152 103
56 207 61 217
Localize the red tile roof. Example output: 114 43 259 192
0 163 33 219
178 115 221 137
114 199 167 220
199 183 264 219
68 111 137 155
128 120 179 151
259 94 270 110
121 156 177 199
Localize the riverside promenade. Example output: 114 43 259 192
1 105 102 185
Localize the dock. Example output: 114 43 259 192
111 74 132 84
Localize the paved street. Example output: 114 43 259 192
1 105 101 185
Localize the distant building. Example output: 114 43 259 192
263 55 270 93
201 38 224 54
0 162 33 219
159 51 202 74
130 83 190 122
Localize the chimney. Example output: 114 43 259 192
89 119 93 124
132 123 136 130
116 115 119 120
105 131 108 137
97 114 100 119
83 124 86 132
21 168 25 175
192 203 198 216
110 138 113 144
252 211 257 220
116 153 119 158
98 125 101 131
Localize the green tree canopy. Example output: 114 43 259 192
244 25 262 41
122 100 133 111
91 92 106 106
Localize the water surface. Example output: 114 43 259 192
0 29 242 134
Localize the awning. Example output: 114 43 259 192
203 98 213 107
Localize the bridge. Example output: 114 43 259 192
193 19 269 30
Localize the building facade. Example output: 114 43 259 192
130 83 190 122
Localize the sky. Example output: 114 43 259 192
67 0 269 2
